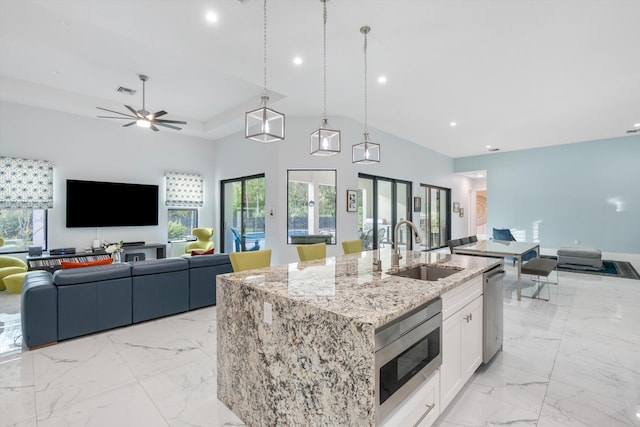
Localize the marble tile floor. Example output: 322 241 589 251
1 256 639 427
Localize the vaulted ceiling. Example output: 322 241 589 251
1 0 639 157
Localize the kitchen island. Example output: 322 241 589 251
217 249 501 426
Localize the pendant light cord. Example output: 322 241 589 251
322 0 328 120
263 0 268 99
363 27 369 133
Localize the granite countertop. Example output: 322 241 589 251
220 248 501 329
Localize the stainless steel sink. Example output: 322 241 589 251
390 264 462 281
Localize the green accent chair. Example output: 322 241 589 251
297 243 326 262
185 228 214 255
0 256 28 291
229 249 272 272
4 271 30 294
342 239 363 255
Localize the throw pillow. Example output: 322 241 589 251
61 258 114 269
192 248 215 256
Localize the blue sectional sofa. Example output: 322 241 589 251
21 254 232 349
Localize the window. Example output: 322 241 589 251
358 174 412 250
287 170 336 244
0 156 52 252
419 184 451 250
221 174 266 253
167 209 198 241
0 208 47 253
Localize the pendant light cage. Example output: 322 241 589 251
245 0 285 143
352 25 380 164
311 0 340 156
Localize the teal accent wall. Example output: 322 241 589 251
454 135 640 253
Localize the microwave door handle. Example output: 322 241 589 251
412 402 435 427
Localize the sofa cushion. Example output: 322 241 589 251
21 270 58 348
185 253 231 268
130 257 188 275
53 263 132 286
61 258 113 269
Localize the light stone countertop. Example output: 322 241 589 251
217 248 502 426
219 247 501 329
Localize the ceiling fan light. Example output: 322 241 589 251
136 118 151 128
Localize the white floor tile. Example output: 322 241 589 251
0 253 638 426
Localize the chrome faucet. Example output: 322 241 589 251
392 220 422 268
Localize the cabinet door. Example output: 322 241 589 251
461 295 483 380
440 311 463 409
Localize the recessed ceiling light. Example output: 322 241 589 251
377 75 387 84
293 56 303 65
450 122 457 127
205 11 218 23
634 123 640 128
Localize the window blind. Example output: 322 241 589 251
165 172 203 207
0 156 53 209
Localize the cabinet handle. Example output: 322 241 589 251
464 313 473 323
412 402 435 427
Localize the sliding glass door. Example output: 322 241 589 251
220 174 265 253
358 174 412 250
419 184 451 250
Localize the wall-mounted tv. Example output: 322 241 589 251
66 179 159 228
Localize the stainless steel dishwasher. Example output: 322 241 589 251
483 263 505 363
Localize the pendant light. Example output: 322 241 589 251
310 0 340 156
245 0 285 143
352 26 380 164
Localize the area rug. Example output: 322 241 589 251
541 256 640 280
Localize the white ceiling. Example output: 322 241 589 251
1 0 639 158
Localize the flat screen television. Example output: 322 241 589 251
66 179 159 227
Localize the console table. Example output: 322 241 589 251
121 243 166 260
27 243 167 272
27 252 111 272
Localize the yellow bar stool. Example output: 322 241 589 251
341 239 363 255
297 243 326 262
229 249 272 272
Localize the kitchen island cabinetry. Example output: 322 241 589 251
217 250 500 426
439 276 484 410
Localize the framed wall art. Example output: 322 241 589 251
346 190 358 212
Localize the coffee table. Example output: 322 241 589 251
453 240 540 301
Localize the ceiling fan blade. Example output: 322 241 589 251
627 129 639 133
151 110 167 118
154 122 183 130
123 121 137 127
98 116 135 119
125 105 141 117
96 107 134 117
150 124 160 132
154 118 187 125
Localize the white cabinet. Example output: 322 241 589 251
439 276 484 410
380 369 440 427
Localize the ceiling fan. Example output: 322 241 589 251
97 74 187 132
626 125 640 134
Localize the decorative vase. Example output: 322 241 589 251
112 252 122 263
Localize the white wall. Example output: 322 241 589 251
0 101 216 252
214 115 466 265
1 101 471 263
455 136 640 253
